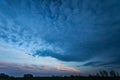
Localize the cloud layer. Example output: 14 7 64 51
0 0 120 76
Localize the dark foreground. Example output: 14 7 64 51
0 77 120 80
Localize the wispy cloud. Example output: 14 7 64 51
0 62 80 77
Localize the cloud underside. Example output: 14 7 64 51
82 59 120 70
0 62 80 77
0 0 120 69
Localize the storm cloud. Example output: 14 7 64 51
0 0 120 76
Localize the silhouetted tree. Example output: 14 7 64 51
23 74 33 78
88 74 92 77
116 72 119 77
0 73 9 78
98 70 108 77
96 70 119 77
96 73 100 77
70 75 74 77
103 70 108 77
109 70 117 77
99 71 105 77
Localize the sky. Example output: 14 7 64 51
0 0 120 77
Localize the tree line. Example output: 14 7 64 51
0 70 119 78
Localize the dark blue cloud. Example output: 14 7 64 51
83 59 120 69
31 0 120 62
0 0 120 72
